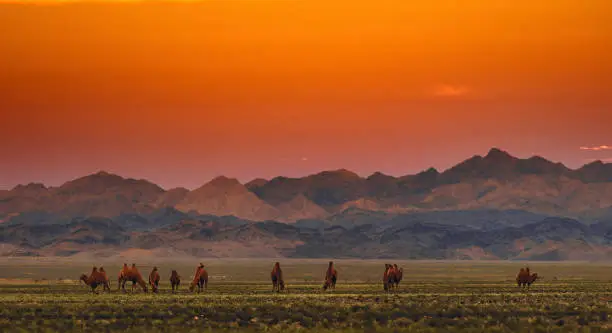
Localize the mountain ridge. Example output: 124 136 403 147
2 148 612 223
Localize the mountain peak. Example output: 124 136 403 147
367 171 396 180
485 148 515 161
207 176 242 188
12 183 47 192
584 160 605 167
316 169 361 179
94 170 113 177
245 178 268 190
418 167 439 176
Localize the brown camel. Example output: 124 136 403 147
149 267 160 293
189 263 208 293
393 264 403 288
383 264 397 292
170 270 181 293
120 263 148 293
271 262 285 292
323 261 338 291
117 263 130 291
516 267 539 288
80 266 110 293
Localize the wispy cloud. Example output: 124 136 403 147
432 84 470 97
580 145 612 151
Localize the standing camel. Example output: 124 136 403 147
170 270 181 293
271 262 285 292
383 264 397 292
323 261 338 291
393 264 403 288
516 267 539 288
149 267 160 293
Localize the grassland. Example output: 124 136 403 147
1 259 612 332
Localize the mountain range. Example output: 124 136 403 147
2 148 612 260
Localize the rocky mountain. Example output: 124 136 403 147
3 148 612 223
2 147 612 259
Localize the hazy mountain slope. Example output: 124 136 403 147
275 194 329 221
175 176 280 221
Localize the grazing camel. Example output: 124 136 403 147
149 267 160 293
170 270 181 293
323 261 338 291
120 263 148 293
516 267 539 288
393 264 403 288
271 262 285 292
189 263 208 293
80 266 110 293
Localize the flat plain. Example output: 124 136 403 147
2 259 612 332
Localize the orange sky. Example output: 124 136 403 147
1 0 611 189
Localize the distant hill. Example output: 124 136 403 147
2 214 612 260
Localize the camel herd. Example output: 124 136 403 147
79 261 538 294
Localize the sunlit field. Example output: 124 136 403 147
1 259 612 332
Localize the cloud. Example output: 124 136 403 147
580 145 612 151
432 84 470 97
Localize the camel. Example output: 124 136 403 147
170 270 181 293
117 263 131 291
516 267 539 288
271 262 285 292
80 266 110 293
393 264 403 288
383 264 397 292
323 261 338 291
119 263 148 293
149 267 160 293
189 263 208 293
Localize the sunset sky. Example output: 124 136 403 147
1 0 611 190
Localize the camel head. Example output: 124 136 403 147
79 274 88 284
322 277 332 290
